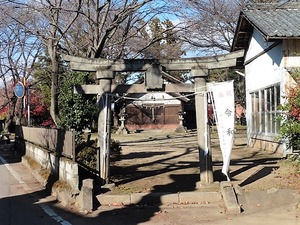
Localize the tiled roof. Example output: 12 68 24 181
231 1 300 66
243 8 300 39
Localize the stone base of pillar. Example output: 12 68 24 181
196 181 219 190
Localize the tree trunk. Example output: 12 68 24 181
48 39 60 126
4 99 17 133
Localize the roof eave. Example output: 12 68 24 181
230 12 245 52
266 36 300 41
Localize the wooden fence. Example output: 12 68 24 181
15 126 75 159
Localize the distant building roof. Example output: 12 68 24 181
231 1 300 66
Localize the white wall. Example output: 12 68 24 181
245 29 283 92
244 29 285 149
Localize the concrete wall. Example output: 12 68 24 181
26 142 79 192
16 126 75 159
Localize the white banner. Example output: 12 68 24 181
207 81 235 181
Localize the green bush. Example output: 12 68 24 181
76 138 122 170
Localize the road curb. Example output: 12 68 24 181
97 182 242 214
96 191 222 206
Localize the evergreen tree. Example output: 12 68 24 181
32 52 99 135
141 18 184 60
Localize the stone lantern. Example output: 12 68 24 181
175 110 187 133
116 110 128 135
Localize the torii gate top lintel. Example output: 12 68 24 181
62 50 244 76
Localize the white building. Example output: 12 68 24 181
231 1 300 155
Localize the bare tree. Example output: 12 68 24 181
63 0 179 60
171 0 241 56
173 0 289 55
0 0 82 126
0 11 41 131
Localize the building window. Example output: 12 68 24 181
250 84 280 135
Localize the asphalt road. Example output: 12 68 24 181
0 146 71 225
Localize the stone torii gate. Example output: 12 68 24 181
63 50 244 185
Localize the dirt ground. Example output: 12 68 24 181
109 127 300 195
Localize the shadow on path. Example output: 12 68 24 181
92 174 198 225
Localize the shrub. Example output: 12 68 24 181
76 138 122 170
278 87 300 150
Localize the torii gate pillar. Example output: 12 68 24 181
191 68 214 184
96 71 113 184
